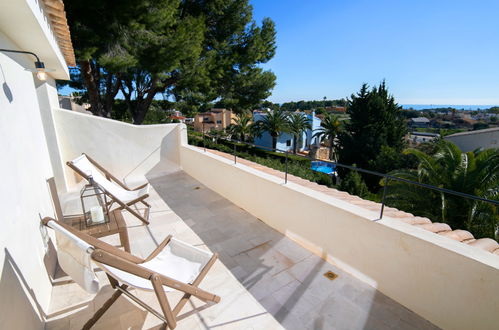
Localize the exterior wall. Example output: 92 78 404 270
253 112 321 152
445 129 499 152
180 143 499 330
193 109 234 132
53 109 183 190
0 32 58 330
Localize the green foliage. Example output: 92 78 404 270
63 0 277 123
253 110 290 149
382 140 499 239
312 113 342 161
473 122 489 130
187 132 335 186
277 99 347 111
228 113 254 142
338 170 371 199
338 81 407 187
287 113 311 154
368 145 418 174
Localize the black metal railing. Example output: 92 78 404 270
199 133 499 221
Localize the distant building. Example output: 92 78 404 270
253 111 321 152
444 127 499 152
170 115 186 123
410 117 430 128
194 108 235 132
58 95 91 114
408 132 440 145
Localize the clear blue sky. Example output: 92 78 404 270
250 0 499 105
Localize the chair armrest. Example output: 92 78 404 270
42 217 144 264
132 182 149 191
144 235 172 262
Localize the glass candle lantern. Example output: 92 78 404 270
80 176 110 227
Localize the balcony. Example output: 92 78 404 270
46 171 437 329
4 108 499 329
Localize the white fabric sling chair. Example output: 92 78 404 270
43 217 220 329
67 153 151 224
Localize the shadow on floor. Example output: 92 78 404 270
149 172 439 330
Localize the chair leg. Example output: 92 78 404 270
151 274 177 329
119 203 150 225
83 284 127 330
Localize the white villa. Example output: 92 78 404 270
1 1 498 330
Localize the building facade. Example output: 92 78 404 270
253 110 322 152
193 108 235 132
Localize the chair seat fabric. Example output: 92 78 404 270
71 154 149 202
48 220 100 294
101 238 213 292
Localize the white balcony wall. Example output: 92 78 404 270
53 109 183 190
0 32 59 330
180 142 499 330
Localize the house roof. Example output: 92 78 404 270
411 117 430 123
410 132 440 137
42 0 76 66
446 127 499 138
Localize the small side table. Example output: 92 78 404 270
63 209 131 252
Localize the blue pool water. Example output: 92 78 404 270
311 161 336 174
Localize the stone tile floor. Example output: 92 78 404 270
45 171 438 330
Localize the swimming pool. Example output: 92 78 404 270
311 161 336 175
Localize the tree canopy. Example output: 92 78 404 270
338 82 407 175
63 0 277 124
382 141 499 239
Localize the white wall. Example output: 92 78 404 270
53 109 183 190
445 129 499 152
180 143 499 330
0 32 58 329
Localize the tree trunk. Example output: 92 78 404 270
80 60 104 117
271 135 277 150
329 136 334 161
293 135 297 154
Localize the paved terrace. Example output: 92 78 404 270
46 171 437 329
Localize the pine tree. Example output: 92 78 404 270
338 81 407 185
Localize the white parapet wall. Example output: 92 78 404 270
53 109 184 190
180 143 499 330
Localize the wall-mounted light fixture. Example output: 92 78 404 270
0 48 49 81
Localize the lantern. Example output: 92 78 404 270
80 176 110 227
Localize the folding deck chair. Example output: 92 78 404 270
42 217 220 329
67 153 151 224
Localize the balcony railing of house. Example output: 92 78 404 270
198 133 499 226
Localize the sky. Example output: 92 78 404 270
250 0 499 105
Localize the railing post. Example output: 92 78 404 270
285 150 288 184
379 177 390 220
202 124 206 152
233 142 237 164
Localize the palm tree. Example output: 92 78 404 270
287 113 311 154
229 113 253 142
382 140 499 238
312 113 342 161
254 110 289 150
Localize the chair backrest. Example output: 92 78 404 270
69 155 135 202
47 220 100 293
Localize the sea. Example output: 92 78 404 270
401 104 497 111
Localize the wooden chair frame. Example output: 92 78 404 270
66 153 151 225
42 217 220 329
